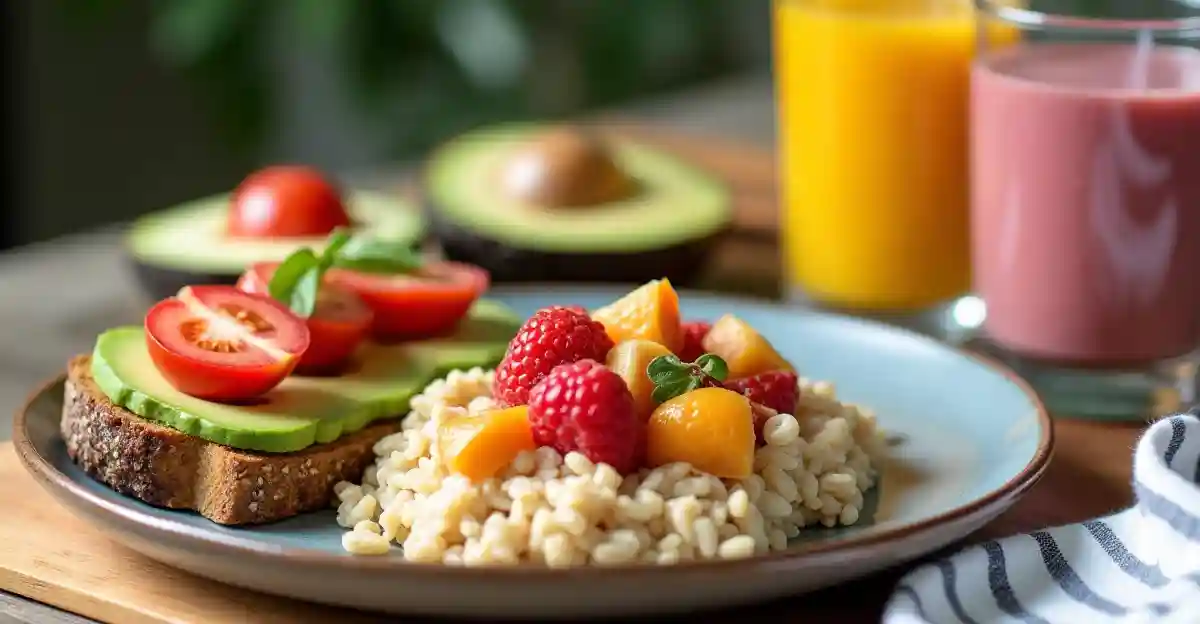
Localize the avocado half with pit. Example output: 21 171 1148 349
423 124 733 285
127 191 425 300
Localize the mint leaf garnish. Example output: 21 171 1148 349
647 354 684 384
696 353 728 382
647 353 729 404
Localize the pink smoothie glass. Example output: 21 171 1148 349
972 1 1200 419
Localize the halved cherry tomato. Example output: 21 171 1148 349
145 286 310 401
227 166 351 238
324 262 490 342
237 262 374 373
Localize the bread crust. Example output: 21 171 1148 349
61 355 398 525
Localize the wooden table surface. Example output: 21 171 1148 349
0 74 1149 623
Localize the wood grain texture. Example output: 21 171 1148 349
0 446 389 624
0 128 1148 623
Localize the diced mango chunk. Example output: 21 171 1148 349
591 279 684 354
606 339 674 419
701 314 794 379
438 406 536 481
645 387 754 479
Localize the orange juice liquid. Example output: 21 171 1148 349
775 0 987 311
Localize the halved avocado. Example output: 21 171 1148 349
90 299 520 453
423 124 733 285
127 190 426 300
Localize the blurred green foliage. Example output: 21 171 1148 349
60 0 757 156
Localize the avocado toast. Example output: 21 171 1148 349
62 355 399 526
79 184 517 526
63 299 520 525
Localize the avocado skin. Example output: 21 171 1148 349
129 256 240 301
425 200 728 285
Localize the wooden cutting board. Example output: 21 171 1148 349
0 444 382 624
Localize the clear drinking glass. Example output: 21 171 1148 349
773 0 985 340
971 0 1200 419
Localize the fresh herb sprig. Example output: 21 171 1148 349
267 228 423 317
329 236 423 275
647 353 729 404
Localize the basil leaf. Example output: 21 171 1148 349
319 228 353 269
268 248 320 308
331 236 422 274
287 267 322 318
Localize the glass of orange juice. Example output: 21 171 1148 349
774 0 1002 337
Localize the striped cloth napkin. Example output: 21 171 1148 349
883 412 1200 624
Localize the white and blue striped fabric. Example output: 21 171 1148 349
883 413 1200 624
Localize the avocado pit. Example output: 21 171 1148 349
499 127 637 208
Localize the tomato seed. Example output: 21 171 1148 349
179 317 244 353
194 338 242 353
218 305 274 334
179 319 208 343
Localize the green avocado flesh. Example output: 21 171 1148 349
127 190 426 274
425 124 732 253
90 300 520 454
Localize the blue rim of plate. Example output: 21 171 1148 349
13 284 1055 579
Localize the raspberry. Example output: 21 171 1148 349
678 320 712 362
493 306 614 407
527 359 642 474
725 370 799 417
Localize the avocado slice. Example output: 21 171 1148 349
423 123 733 285
127 190 426 300
90 300 519 453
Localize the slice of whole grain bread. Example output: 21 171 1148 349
61 355 399 525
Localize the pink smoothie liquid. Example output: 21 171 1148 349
972 41 1200 366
